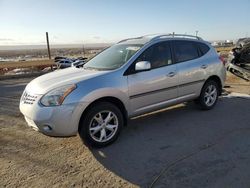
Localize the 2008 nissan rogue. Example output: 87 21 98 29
20 34 226 147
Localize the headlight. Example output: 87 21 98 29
40 84 77 106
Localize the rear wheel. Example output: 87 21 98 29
79 102 124 147
197 80 219 110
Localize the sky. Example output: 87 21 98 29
0 0 250 45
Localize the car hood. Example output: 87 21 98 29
25 67 109 94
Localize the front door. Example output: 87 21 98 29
127 41 178 116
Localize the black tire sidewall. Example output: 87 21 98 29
79 102 124 147
199 80 219 110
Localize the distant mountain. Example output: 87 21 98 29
0 43 113 50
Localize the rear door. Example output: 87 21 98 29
127 41 178 115
173 40 207 97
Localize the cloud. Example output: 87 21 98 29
52 35 59 39
0 38 14 41
93 36 101 39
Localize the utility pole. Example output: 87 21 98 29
46 32 51 59
82 43 85 58
195 30 199 37
46 32 53 70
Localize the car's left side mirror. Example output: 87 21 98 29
135 61 151 72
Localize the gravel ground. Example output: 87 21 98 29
0 73 250 188
225 73 250 95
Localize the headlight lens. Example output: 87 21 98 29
40 84 77 106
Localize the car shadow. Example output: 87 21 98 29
90 96 250 187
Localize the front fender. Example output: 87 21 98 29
79 87 129 110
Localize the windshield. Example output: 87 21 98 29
84 44 142 70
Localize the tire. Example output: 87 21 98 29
79 102 124 147
197 80 219 110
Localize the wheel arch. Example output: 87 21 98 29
78 96 128 131
203 75 223 95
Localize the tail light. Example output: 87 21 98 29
219 56 226 66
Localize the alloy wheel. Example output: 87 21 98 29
89 111 119 143
204 85 217 106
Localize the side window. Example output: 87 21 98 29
197 42 210 56
136 42 172 69
174 41 199 63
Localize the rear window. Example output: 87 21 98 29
197 42 210 55
174 41 199 63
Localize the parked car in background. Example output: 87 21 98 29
76 57 88 61
20 34 226 147
55 58 74 69
71 60 86 67
54 56 87 68
71 57 88 67
54 56 67 62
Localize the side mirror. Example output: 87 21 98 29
135 61 151 72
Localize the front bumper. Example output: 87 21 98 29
19 94 89 136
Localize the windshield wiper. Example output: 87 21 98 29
83 66 99 70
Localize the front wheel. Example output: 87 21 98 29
79 102 124 147
197 80 219 110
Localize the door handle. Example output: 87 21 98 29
167 72 176 77
201 64 208 69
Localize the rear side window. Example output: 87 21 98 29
174 41 199 63
197 42 210 55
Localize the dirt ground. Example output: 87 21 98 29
225 73 250 95
0 72 250 188
0 117 130 188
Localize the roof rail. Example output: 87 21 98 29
117 36 144 43
149 33 203 41
117 33 203 44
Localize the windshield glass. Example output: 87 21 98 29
84 44 142 70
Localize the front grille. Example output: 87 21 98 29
22 91 38 105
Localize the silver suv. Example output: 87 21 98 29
20 34 226 147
